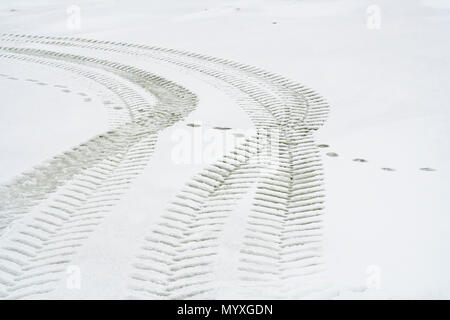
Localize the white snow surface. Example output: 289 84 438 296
0 0 449 299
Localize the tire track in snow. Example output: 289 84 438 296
0 43 197 298
0 34 331 299
0 47 197 233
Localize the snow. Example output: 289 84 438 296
0 0 449 299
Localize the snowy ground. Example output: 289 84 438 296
0 0 449 299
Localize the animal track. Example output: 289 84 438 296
420 167 436 172
321 146 436 173
0 72 92 102
326 152 338 157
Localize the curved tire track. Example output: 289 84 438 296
0 40 197 298
0 34 331 299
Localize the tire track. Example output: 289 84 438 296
0 48 195 234
0 42 197 298
0 34 331 299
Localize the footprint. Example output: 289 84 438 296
62 89 71 93
326 152 338 157
317 144 329 148
25 79 38 82
103 100 113 105
213 126 232 130
78 92 87 96
187 123 201 128
353 158 367 163
8 77 18 80
113 106 123 110
37 82 47 86
381 167 395 172
419 167 436 172
54 84 67 88
233 132 245 138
